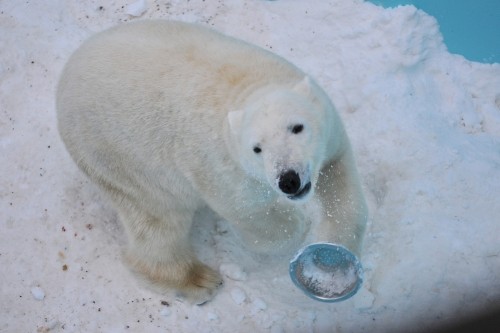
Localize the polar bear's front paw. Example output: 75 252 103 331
126 254 223 305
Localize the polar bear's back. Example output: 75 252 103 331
58 20 304 145
60 20 303 111
57 21 305 202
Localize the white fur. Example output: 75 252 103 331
57 20 367 304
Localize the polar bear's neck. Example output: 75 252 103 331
229 81 297 111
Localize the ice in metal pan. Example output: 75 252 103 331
289 243 363 302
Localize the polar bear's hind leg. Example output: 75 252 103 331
111 193 223 304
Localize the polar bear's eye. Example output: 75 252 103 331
291 124 304 134
253 146 262 154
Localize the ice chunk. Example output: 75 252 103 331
250 297 267 315
31 286 45 301
160 308 171 317
126 0 148 17
206 312 219 321
230 287 246 305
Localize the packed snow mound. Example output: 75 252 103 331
1 0 499 332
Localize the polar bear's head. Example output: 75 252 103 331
227 77 332 201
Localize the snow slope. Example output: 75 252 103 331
1 0 499 332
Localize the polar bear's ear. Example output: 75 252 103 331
227 110 244 135
292 76 312 96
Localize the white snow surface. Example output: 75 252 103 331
1 0 499 332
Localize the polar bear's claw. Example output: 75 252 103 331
182 262 224 304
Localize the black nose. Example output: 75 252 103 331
278 170 301 195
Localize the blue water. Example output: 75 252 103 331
370 0 500 63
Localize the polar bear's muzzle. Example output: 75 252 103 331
278 169 312 200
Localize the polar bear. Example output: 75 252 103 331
57 20 367 304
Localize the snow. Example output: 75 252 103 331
125 0 148 17
220 263 248 281
30 287 45 301
230 287 247 305
1 0 499 332
159 307 171 317
251 298 268 314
